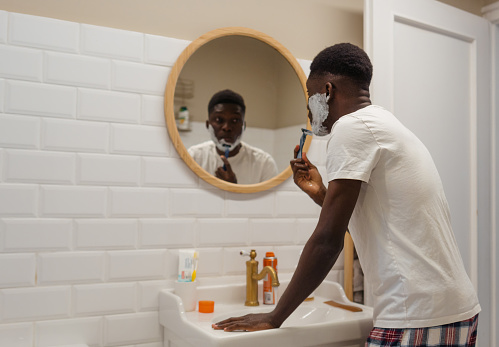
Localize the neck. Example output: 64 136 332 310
325 91 371 131
342 95 372 115
338 86 372 115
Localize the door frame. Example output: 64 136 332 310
482 2 498 345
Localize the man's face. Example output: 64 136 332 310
306 76 331 136
206 103 245 144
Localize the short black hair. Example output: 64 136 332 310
208 89 246 115
309 43 373 87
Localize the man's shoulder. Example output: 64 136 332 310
334 105 391 131
241 142 274 160
188 140 214 153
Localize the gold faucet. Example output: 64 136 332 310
240 250 280 306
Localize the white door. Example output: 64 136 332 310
364 0 492 345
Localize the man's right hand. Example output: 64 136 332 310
215 155 237 183
290 145 327 206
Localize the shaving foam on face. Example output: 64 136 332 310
178 249 197 282
207 124 243 152
308 92 330 136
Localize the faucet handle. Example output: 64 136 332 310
240 250 257 260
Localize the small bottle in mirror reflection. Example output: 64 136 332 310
177 106 190 131
263 252 278 305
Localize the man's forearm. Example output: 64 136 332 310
269 179 361 328
269 230 344 327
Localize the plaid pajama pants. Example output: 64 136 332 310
366 314 479 346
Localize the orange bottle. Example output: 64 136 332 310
263 252 278 305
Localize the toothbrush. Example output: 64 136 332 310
297 128 313 159
191 251 199 282
222 144 231 170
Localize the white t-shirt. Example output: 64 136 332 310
326 105 480 328
188 141 278 184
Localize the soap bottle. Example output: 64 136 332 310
263 252 278 304
177 106 190 131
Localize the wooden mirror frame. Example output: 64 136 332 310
164 27 312 193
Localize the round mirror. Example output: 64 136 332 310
165 27 311 193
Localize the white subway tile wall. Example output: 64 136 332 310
80 24 144 62
0 79 5 112
6 80 77 119
139 219 195 248
1 286 71 321
196 219 249 247
107 250 166 281
75 219 137 250
0 253 36 288
42 118 109 153
5 149 75 184
0 11 340 346
78 89 141 124
37 252 105 285
111 61 169 95
144 35 190 66
109 188 167 217
0 322 33 347
141 95 165 126
0 114 40 149
0 184 38 217
104 312 162 346
9 13 79 52
141 157 198 187
1 218 72 252
40 186 107 217
78 154 141 186
73 283 136 316
0 11 7 44
44 52 111 89
137 280 170 312
0 45 43 82
110 123 170 157
35 317 102 347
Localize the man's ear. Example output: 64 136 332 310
206 120 209 129
325 82 335 102
243 120 246 131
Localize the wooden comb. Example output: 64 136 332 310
324 300 363 312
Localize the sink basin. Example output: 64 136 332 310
159 279 373 347
213 305 334 328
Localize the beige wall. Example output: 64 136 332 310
0 0 364 61
2 0 494 58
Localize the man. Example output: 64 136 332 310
213 44 480 346
188 89 278 184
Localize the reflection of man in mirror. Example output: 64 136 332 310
188 89 278 184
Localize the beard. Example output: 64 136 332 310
308 92 330 136
207 124 243 152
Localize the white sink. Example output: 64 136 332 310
159 279 373 347
213 305 333 327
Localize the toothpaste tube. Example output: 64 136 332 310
178 249 197 282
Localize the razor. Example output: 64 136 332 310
297 128 313 159
222 144 231 171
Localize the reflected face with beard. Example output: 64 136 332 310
206 103 246 156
